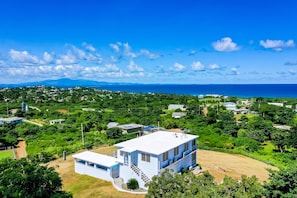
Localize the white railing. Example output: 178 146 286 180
160 150 196 171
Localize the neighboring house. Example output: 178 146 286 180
0 117 23 125
73 131 198 189
233 109 248 114
49 119 65 125
224 102 236 111
168 104 187 111
82 108 96 112
268 102 283 107
107 122 119 129
116 124 144 134
172 112 187 118
273 124 292 130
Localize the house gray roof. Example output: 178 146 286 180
168 104 186 110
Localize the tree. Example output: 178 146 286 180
217 175 263 198
0 158 71 198
106 127 123 139
146 169 263 198
271 130 289 153
264 166 297 197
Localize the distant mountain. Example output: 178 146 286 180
0 78 131 88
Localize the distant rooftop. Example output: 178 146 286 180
117 123 144 130
0 117 23 122
115 131 197 155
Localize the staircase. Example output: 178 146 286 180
130 164 151 184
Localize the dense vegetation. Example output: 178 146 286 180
0 158 71 197
146 166 297 198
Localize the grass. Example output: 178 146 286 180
0 150 14 160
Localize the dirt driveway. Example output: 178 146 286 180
197 150 277 183
14 139 27 159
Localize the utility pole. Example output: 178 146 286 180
81 123 85 146
6 102 8 117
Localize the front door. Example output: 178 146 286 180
130 151 138 166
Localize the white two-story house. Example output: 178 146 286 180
73 131 198 189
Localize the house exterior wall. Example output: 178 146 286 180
74 159 113 182
137 153 159 178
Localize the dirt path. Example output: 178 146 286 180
14 140 27 159
197 150 277 183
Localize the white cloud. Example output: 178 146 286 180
140 49 159 59
82 42 96 52
212 37 240 52
0 60 4 67
260 39 295 51
105 63 120 72
288 70 296 75
173 62 186 71
209 64 220 69
123 43 137 58
72 47 86 59
43 52 53 63
127 60 144 72
110 43 121 53
188 50 196 56
9 49 40 64
55 52 76 65
230 67 240 75
284 61 297 66
191 61 204 71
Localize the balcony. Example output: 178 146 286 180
160 150 196 171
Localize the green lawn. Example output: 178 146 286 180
0 150 14 160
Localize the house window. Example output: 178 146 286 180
96 164 108 171
141 152 150 162
76 159 85 164
87 162 94 167
192 139 196 147
120 151 125 156
184 143 189 150
174 147 179 156
163 151 168 161
191 152 196 165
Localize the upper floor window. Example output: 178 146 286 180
184 142 189 150
141 152 150 162
192 139 196 147
163 151 168 161
174 146 179 156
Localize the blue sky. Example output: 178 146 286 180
1 0 297 84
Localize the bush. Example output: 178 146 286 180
127 178 139 190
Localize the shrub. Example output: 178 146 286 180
127 178 139 190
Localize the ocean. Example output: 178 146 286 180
98 84 297 98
